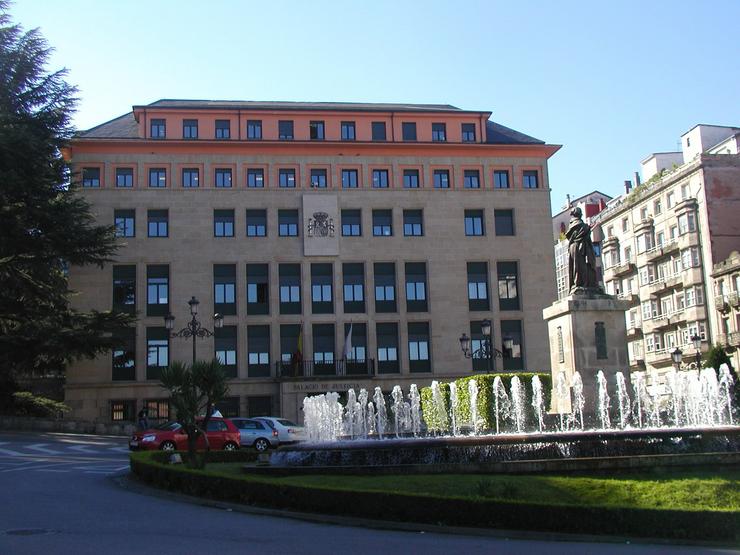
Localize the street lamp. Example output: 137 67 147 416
459 318 503 373
671 347 682 372
165 296 224 364
690 333 702 369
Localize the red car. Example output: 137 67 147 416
129 418 240 451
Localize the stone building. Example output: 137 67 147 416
64 100 560 423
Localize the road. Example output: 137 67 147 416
0 431 736 554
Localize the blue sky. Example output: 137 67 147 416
12 0 740 213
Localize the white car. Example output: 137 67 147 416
254 417 306 444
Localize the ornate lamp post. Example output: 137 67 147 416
671 347 682 372
459 318 503 373
690 333 702 369
164 296 224 365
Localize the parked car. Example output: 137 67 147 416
229 417 279 452
254 417 306 444
129 418 240 451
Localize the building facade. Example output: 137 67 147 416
65 100 560 424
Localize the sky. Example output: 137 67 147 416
11 0 740 214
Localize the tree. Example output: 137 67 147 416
160 359 228 468
704 344 733 371
0 2 134 401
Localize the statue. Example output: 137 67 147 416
566 207 599 293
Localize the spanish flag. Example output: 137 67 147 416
291 322 303 376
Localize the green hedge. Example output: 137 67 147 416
129 451 738 541
421 373 552 434
11 391 70 419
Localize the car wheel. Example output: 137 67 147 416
253 438 269 452
223 442 238 451
160 441 176 451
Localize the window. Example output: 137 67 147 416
112 265 136 314
279 264 301 314
310 169 327 188
278 120 293 140
146 327 169 380
279 324 301 374
247 120 262 140
182 168 199 188
622 217 629 233
247 396 272 417
246 209 267 237
116 168 133 188
468 321 490 372
493 170 509 189
214 264 236 315
678 212 696 234
341 209 361 236
433 169 450 189
501 320 523 370
405 262 428 312
402 122 417 141
147 209 168 237
374 262 397 313
149 168 166 188
215 168 232 188
309 121 325 140
247 325 270 377
344 323 367 372
494 209 514 236
666 191 676 209
341 121 356 141
246 264 269 315
247 168 264 188
111 400 136 421
432 123 446 142
654 199 662 215
215 119 230 139
497 261 520 310
312 324 335 376
342 263 365 313
681 247 700 269
408 322 430 373
182 119 198 139
372 209 392 236
403 169 420 189
467 262 489 311
464 209 484 236
114 209 135 238
640 207 649 221
681 184 689 199
376 323 399 374
82 167 100 187
150 119 166 138
461 123 476 142
464 170 480 189
278 209 299 236
214 209 234 237
523 170 539 189
341 169 358 188
112 328 135 381
371 121 386 141
212 397 237 418
215 326 237 378
278 168 296 188
146 265 169 316
372 169 389 188
403 209 423 236
311 263 333 314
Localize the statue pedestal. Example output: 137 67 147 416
542 292 631 424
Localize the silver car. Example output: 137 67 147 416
254 417 306 444
230 417 279 452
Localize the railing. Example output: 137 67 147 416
275 359 376 378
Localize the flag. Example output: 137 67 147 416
343 322 353 361
291 323 303 376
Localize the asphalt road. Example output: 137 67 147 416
0 431 736 554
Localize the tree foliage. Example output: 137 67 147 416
0 2 134 390
704 344 732 371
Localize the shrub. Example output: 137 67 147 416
12 391 70 419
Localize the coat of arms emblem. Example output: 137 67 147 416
307 212 334 237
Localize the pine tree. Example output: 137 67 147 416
0 2 134 404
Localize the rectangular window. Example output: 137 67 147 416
433 169 450 189
371 121 386 141
114 209 135 238
215 326 237 378
246 263 269 315
279 264 301 315
214 209 234 237
402 122 417 141
403 169 420 189
112 328 136 381
246 209 267 237
247 120 262 140
494 209 514 236
279 324 301 374
247 168 264 188
215 168 232 188
342 262 365 313
182 119 198 139
116 167 133 188
374 262 397 313
147 209 168 238
247 325 270 377
408 322 430 373
146 265 169 316
464 209 484 236
215 119 230 139
278 168 296 188
341 209 361 236
653 199 662 215
341 169 358 188
344 323 367 373
278 120 293 140
461 123 476 142
376 322 399 374
146 327 169 380
182 168 199 188
501 320 524 371
149 168 166 188
110 400 136 421
372 209 392 236
523 170 539 189
493 170 510 189
150 118 166 139
309 120 325 140
405 262 428 312
214 264 237 316
278 209 299 236
247 396 272 417
497 261 520 310
113 265 136 314
82 167 100 187
469 321 490 372
678 212 696 235
464 170 480 189
467 262 490 311
341 121 356 141
310 169 327 188
213 397 237 418
311 263 333 314
432 123 446 142
403 209 423 236
312 323 335 376
372 169 389 188
145 399 170 422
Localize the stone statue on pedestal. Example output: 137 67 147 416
566 206 599 294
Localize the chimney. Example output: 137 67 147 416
624 180 632 194
634 171 641 187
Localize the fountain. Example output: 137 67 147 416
449 382 459 436
531 375 545 433
571 371 585 430
510 376 526 433
492 376 510 435
615 371 630 429
468 380 480 435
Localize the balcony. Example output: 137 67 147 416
646 348 674 366
617 292 640 305
663 274 682 290
644 246 666 263
731 292 740 309
626 323 642 338
634 217 654 234
716 295 732 314
674 197 698 215
730 331 740 347
606 262 636 279
647 278 666 296
716 334 729 348
276 359 376 379
677 230 699 250
602 236 619 251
